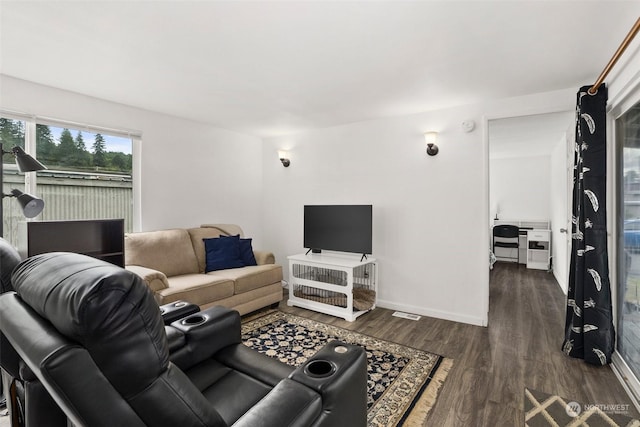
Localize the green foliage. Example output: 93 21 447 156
92 133 106 167
36 125 56 165
0 118 25 163
1 119 131 174
57 128 76 165
73 132 91 166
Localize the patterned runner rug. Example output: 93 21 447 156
524 388 640 427
241 311 453 426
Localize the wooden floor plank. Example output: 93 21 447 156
276 262 639 426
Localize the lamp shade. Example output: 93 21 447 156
10 189 45 218
12 146 47 172
424 132 438 145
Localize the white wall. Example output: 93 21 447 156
0 74 578 326
0 75 266 246
550 133 570 293
262 88 576 326
490 155 551 221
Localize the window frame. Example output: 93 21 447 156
611 84 640 412
0 110 141 232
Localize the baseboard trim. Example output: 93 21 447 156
552 269 567 295
376 299 487 327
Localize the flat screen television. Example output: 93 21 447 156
304 205 372 255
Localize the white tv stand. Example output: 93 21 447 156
287 253 378 321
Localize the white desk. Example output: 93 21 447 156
493 220 551 270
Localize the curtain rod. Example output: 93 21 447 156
589 17 640 95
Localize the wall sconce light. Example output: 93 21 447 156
278 150 290 167
424 132 439 156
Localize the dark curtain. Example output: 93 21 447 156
562 84 615 366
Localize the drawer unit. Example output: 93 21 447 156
526 229 551 270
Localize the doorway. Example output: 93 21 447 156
488 111 574 289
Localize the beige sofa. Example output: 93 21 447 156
124 224 283 315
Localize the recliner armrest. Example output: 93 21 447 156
168 306 241 370
232 379 322 427
165 326 186 353
159 300 200 324
289 340 367 427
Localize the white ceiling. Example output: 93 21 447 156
0 1 638 138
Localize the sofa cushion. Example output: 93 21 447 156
125 229 199 277
156 274 234 306
204 236 244 273
208 265 283 294
188 226 244 273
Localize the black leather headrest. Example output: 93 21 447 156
11 252 169 398
0 238 21 293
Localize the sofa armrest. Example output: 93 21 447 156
232 379 322 427
125 265 169 291
253 250 275 265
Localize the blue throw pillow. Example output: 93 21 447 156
219 234 258 266
239 238 258 266
203 235 244 272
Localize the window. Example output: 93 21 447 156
1 116 135 246
1 117 27 243
617 99 640 381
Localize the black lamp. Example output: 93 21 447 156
1 143 47 236
12 146 47 172
9 189 45 218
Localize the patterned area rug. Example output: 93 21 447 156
241 311 453 426
525 388 640 427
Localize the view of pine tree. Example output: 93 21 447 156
57 128 77 166
0 118 25 163
75 132 86 151
1 119 132 173
92 133 106 167
73 132 90 166
36 125 56 164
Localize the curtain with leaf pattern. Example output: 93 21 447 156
562 84 615 366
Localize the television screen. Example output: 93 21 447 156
304 205 372 255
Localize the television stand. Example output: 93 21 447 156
287 253 378 321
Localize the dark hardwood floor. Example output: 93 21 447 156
276 262 640 426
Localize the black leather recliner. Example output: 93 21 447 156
0 252 368 426
0 238 67 427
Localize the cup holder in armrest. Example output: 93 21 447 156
303 359 336 378
160 300 200 325
289 341 364 389
180 314 207 327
